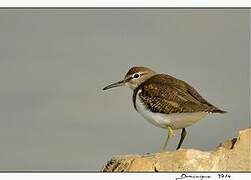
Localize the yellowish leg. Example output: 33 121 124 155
161 126 175 151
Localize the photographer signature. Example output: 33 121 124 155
175 173 211 180
175 173 231 180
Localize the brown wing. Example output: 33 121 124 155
134 74 225 114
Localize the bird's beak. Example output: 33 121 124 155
103 80 125 90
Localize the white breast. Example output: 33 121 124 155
135 90 208 130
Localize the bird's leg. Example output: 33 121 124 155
161 126 174 151
176 128 187 150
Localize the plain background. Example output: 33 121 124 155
0 9 249 170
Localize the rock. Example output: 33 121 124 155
102 128 251 171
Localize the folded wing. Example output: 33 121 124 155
134 74 225 114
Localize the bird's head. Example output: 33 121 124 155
103 66 156 91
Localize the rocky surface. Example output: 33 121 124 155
102 128 251 172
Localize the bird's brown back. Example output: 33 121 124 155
133 74 226 114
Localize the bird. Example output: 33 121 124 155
103 66 226 150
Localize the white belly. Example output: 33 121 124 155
135 93 208 130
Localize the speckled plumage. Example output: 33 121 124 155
133 74 225 114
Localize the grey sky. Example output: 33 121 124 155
0 9 249 170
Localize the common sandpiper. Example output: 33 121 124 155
103 66 226 150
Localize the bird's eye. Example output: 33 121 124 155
133 73 140 78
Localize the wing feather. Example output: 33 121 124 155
135 74 222 114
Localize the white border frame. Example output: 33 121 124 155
0 0 250 7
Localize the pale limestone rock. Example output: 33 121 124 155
102 128 251 172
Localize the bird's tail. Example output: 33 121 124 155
212 108 227 113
